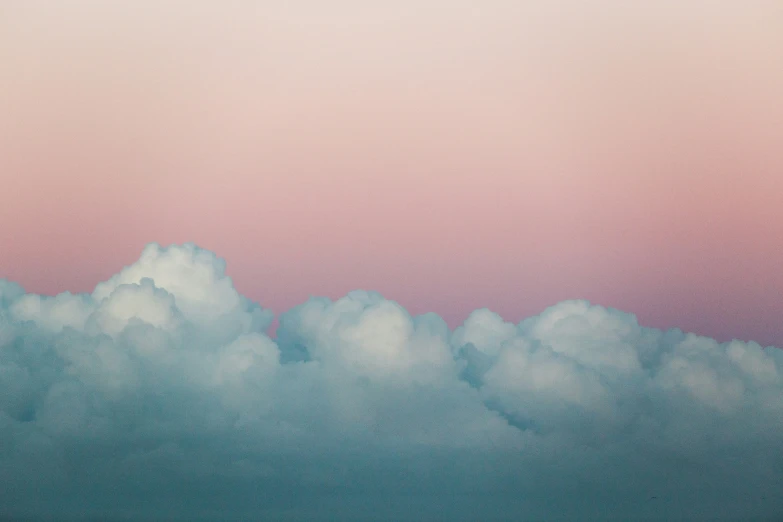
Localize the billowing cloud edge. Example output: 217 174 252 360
1 243 782 520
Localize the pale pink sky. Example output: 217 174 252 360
1 1 782 344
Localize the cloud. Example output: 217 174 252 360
1 243 782 521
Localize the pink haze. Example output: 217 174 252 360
1 1 782 344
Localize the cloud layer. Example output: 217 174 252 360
1 244 782 521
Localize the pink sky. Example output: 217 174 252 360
1 1 782 345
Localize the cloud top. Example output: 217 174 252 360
1 244 782 521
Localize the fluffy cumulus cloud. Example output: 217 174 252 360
1 244 782 521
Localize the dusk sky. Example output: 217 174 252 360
2 2 783 521
2 0 782 345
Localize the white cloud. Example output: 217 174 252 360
1 243 782 521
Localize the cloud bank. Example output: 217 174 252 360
1 244 782 521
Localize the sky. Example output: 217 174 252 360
1 1 783 520
1 0 783 346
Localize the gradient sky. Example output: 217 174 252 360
1 0 782 345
